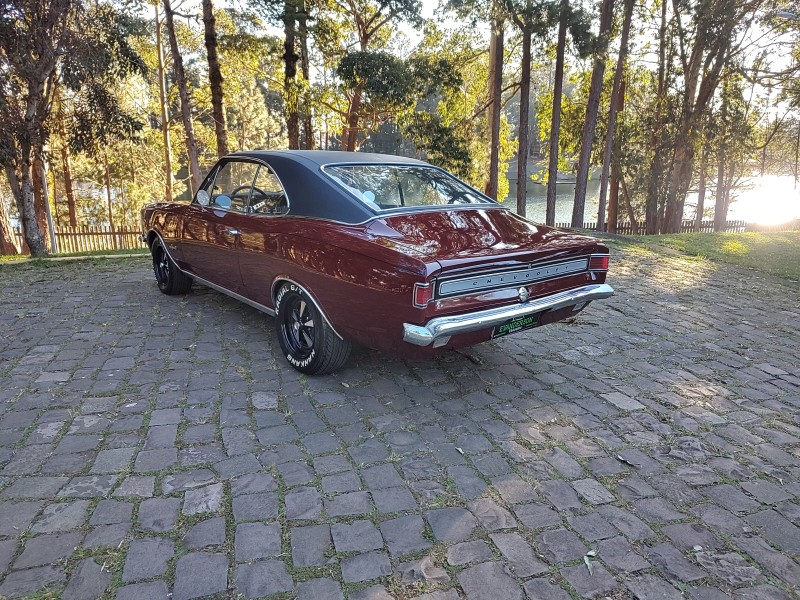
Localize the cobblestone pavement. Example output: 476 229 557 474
0 245 799 600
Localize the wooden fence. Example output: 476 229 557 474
555 219 770 234
13 226 146 254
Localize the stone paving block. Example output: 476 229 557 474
173 552 228 600
183 482 223 515
427 507 477 543
469 497 517 530
647 542 706 582
662 522 723 551
513 502 561 530
235 522 281 561
350 584 395 600
291 524 332 567
598 535 650 573
539 479 583 511
372 486 418 513
233 491 279 521
83 522 131 548
115 581 170 600
0 539 17 573
523 577 573 600
457 561 523 600
0 500 43 536
1 476 67 499
0 564 65 598
296 577 344 600
31 499 89 533
734 534 800 588
561 562 619 598
446 540 493 566
122 538 174 582
62 557 111 600
490 531 548 577
324 490 371 516
380 515 431 555
90 499 133 525
745 509 800 553
185 516 226 548
536 528 586 563
332 519 383 552
14 531 83 569
626 574 684 600
741 480 794 505
230 473 277 495
139 497 180 532
113 476 154 498
91 448 135 473
341 551 392 583
572 478 615 504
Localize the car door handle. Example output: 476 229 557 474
223 228 240 236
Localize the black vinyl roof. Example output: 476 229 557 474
223 150 431 224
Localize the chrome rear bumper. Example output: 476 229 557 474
402 283 614 347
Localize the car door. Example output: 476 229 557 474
179 159 261 293
237 163 290 308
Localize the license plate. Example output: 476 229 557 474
492 313 539 339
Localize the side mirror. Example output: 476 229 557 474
215 194 232 209
196 189 210 206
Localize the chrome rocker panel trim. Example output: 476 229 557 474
403 283 615 347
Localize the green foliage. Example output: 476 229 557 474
337 51 417 107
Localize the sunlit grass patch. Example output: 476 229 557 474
631 231 800 281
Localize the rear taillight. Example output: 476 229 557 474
413 282 433 308
589 254 609 271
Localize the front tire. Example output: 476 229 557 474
151 238 192 295
275 283 351 375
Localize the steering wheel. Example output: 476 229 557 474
448 191 471 204
230 185 255 200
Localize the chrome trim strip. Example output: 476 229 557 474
438 258 589 297
188 273 276 317
149 231 277 317
403 283 615 347
270 276 344 340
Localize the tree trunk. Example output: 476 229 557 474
284 1 300 150
608 163 620 232
516 27 532 217
104 155 117 249
163 0 203 195
299 2 315 150
620 177 638 233
572 0 615 228
0 197 18 255
714 104 727 232
645 0 668 235
32 157 51 252
695 146 707 231
598 0 632 232
202 0 229 159
154 2 173 202
546 1 568 227
6 160 47 257
57 100 78 227
344 84 363 151
485 8 504 200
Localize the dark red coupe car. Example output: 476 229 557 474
141 151 613 374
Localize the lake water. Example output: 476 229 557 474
505 175 800 225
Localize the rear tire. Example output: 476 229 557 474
151 238 192 295
275 283 351 375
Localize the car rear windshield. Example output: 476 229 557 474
323 164 495 212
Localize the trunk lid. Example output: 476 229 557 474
367 207 605 275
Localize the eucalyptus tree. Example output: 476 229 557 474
202 0 229 158
0 0 145 256
544 0 593 226
163 0 203 193
504 0 559 216
571 0 614 228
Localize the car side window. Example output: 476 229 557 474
250 165 289 215
208 161 260 212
